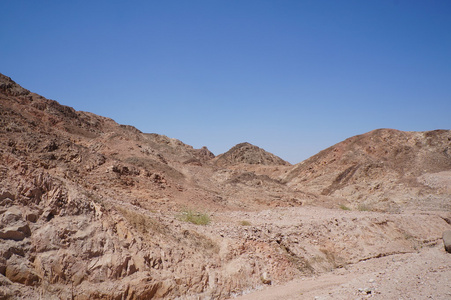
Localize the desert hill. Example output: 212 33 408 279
214 142 290 167
284 128 451 211
1 73 450 299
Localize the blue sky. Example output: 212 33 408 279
1 1 450 163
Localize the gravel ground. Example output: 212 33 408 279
232 244 451 300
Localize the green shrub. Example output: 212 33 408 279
179 209 211 225
239 220 251 226
339 204 351 211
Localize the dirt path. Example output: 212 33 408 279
231 245 451 300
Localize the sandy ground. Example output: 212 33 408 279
231 244 451 300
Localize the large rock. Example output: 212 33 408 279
0 206 22 225
443 230 451 253
0 223 31 241
5 255 39 286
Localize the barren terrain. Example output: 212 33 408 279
1 73 450 299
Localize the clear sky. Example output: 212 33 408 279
1 1 450 163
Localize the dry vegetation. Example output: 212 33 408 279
178 209 211 225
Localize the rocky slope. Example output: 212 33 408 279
284 128 451 212
1 73 450 299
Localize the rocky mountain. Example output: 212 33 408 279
1 73 450 299
214 142 290 167
283 128 451 212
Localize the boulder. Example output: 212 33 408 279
0 223 31 241
0 206 22 225
443 230 451 253
5 255 39 286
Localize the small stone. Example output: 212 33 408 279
261 272 272 285
25 211 39 223
358 287 372 295
443 230 451 253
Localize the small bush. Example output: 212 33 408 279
358 203 371 211
116 206 166 236
239 220 251 226
339 204 351 211
179 209 211 225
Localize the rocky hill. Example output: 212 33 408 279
1 73 450 299
283 128 451 212
214 142 290 167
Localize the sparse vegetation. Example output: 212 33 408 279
339 204 351 211
179 209 211 225
239 220 251 226
116 206 166 235
358 203 371 211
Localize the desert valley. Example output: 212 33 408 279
1 73 450 299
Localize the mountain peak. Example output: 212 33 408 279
214 142 290 166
